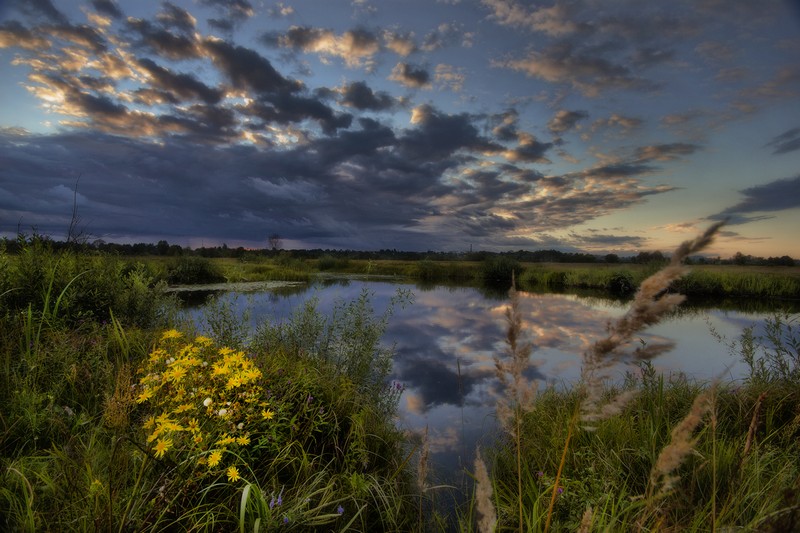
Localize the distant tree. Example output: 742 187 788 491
269 233 283 251
604 253 620 264
156 240 170 255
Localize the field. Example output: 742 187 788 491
1 235 799 531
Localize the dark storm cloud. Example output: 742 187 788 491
710 174 800 225
339 81 396 111
201 38 302 94
765 127 800 155
90 0 123 19
126 18 201 60
137 58 223 104
389 62 431 88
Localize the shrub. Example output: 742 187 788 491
167 256 225 285
481 256 522 285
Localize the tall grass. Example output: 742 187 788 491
0 240 419 531
470 222 800 532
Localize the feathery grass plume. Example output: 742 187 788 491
581 221 724 425
649 385 716 497
743 391 767 461
417 425 429 492
493 274 538 530
578 506 593 533
494 274 538 433
474 446 497 533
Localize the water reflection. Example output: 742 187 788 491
182 278 779 488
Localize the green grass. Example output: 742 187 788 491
0 241 417 531
2 239 800 531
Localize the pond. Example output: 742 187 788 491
180 276 797 498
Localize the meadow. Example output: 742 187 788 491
1 232 799 531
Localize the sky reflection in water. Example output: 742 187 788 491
185 279 774 485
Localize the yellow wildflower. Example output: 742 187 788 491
161 329 183 341
217 434 237 446
187 418 200 432
208 450 223 467
195 335 213 346
262 409 275 420
227 466 240 482
136 387 153 404
236 435 251 446
154 438 172 459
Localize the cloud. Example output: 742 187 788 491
421 22 471 51
634 143 701 161
126 18 201 60
199 0 254 22
499 41 659 97
201 38 302 95
765 127 800 155
156 2 197 34
13 0 68 24
267 2 294 18
434 64 466 92
503 133 552 163
710 174 800 224
389 62 431 88
0 21 50 50
137 58 222 104
265 26 380 68
548 109 588 134
339 81 397 111
90 0 123 19
383 29 417 56
481 0 579 36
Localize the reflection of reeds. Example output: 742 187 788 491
581 221 724 426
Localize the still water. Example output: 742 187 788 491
181 277 792 491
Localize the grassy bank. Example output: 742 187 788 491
465 224 800 532
2 235 800 531
0 239 418 531
129 254 800 300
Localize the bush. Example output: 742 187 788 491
481 256 522 285
167 256 225 285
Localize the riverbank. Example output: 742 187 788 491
2 239 799 531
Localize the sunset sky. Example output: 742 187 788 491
1 0 798 256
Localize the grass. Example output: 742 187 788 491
0 238 417 532
469 224 800 532
2 232 799 531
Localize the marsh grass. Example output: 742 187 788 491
473 222 800 532
0 241 418 532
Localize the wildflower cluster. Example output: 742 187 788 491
136 330 278 481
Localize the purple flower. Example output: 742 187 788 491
556 487 564 494
283 516 289 524
337 505 344 515
536 471 544 478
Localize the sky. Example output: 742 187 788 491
1 0 799 256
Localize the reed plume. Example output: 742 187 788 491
494 274 538 434
649 385 716 496
581 221 725 425
474 446 497 533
